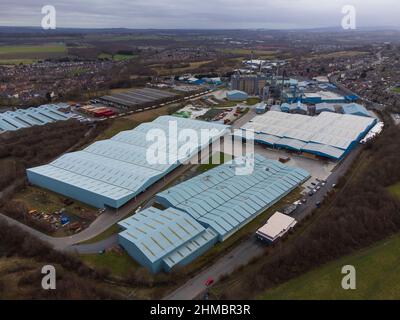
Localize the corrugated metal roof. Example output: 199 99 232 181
241 111 376 159
27 116 230 208
156 154 310 241
342 103 371 117
118 207 216 265
0 104 72 132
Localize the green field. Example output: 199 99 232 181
246 97 261 105
0 44 66 54
198 152 232 172
391 87 400 94
0 44 67 64
388 182 400 199
260 233 400 300
81 251 140 278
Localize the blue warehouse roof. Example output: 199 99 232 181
241 111 376 160
118 207 218 273
27 116 230 208
156 154 310 241
342 103 371 118
0 104 72 133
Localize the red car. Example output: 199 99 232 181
205 277 214 287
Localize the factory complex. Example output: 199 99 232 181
118 155 310 273
99 88 179 110
26 116 230 209
0 103 72 133
240 111 377 160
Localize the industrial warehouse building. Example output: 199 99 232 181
281 102 308 115
342 103 372 117
118 207 218 273
0 104 72 133
302 91 347 104
27 116 230 209
156 155 309 241
315 103 339 114
119 154 309 272
240 111 376 160
99 88 178 110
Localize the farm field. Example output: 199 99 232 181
388 182 400 199
0 44 67 64
259 233 400 300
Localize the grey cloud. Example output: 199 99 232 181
0 0 399 29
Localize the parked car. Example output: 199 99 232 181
205 277 214 287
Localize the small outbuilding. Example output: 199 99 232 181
256 212 297 243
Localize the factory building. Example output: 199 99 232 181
118 155 309 273
27 116 230 209
156 155 310 241
226 90 248 101
302 91 347 104
99 88 178 111
118 207 218 273
240 111 377 160
230 74 269 96
0 104 72 133
315 103 339 114
281 102 308 115
342 103 372 118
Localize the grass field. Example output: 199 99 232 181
391 87 400 94
0 59 36 65
198 152 232 172
259 233 400 300
150 60 212 75
0 44 66 54
0 44 67 64
388 182 400 199
246 97 261 105
81 250 140 278
309 51 369 60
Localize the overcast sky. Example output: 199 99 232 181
0 0 399 29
